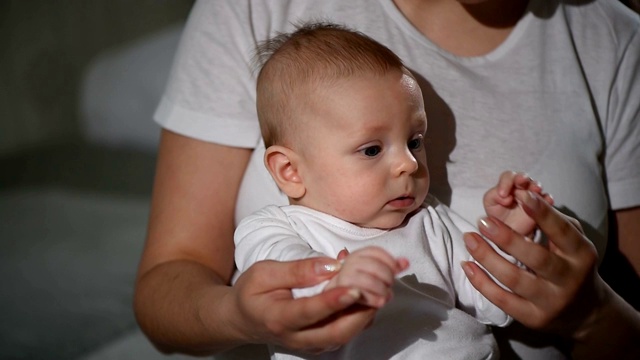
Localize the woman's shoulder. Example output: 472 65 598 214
558 0 639 39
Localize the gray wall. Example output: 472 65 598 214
0 0 193 157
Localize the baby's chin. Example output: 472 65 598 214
354 213 411 230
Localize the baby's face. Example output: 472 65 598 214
293 70 429 229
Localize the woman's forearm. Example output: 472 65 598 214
134 260 245 356
571 280 640 360
134 256 373 356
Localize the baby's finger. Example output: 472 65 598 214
497 171 518 197
346 272 393 308
395 257 410 273
513 172 542 191
360 290 392 308
352 247 404 276
343 257 397 287
337 248 350 261
514 189 554 211
484 187 506 206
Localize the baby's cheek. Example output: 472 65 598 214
335 189 375 222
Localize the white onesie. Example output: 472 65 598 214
234 196 510 360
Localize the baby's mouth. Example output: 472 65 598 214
387 196 415 209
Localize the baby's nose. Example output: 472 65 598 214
394 149 418 176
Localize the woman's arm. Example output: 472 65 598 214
461 191 640 359
616 207 640 277
134 130 374 355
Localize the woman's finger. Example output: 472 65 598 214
285 302 376 353
246 259 362 318
462 230 576 330
461 260 549 327
519 192 597 262
246 258 340 294
476 217 569 284
234 259 377 352
463 231 544 300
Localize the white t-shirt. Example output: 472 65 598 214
234 198 509 359
155 0 640 358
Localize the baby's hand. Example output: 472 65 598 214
325 246 409 308
483 171 554 237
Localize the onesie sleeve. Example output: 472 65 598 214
234 205 329 297
428 198 512 327
234 206 327 271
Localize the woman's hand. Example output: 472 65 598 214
461 191 640 359
463 190 599 332
229 257 376 354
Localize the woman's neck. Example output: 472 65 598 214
393 0 529 57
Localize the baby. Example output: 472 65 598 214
234 22 551 360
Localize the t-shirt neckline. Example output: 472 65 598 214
377 0 535 65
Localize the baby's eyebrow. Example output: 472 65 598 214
352 122 390 139
361 121 390 132
412 116 427 132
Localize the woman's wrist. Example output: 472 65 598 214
570 277 640 359
135 260 247 356
569 275 608 341
195 281 252 351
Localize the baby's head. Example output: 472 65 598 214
255 22 408 148
255 22 430 229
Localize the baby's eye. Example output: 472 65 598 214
408 136 423 150
362 145 382 157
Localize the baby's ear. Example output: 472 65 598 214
264 145 306 199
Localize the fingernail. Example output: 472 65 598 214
315 260 340 275
463 233 478 251
522 191 540 212
478 217 497 236
461 261 475 277
339 289 361 306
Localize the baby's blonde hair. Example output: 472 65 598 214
255 21 406 148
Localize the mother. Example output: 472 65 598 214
134 0 640 358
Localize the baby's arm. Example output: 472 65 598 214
235 208 408 305
483 171 554 237
325 247 409 308
234 207 327 274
